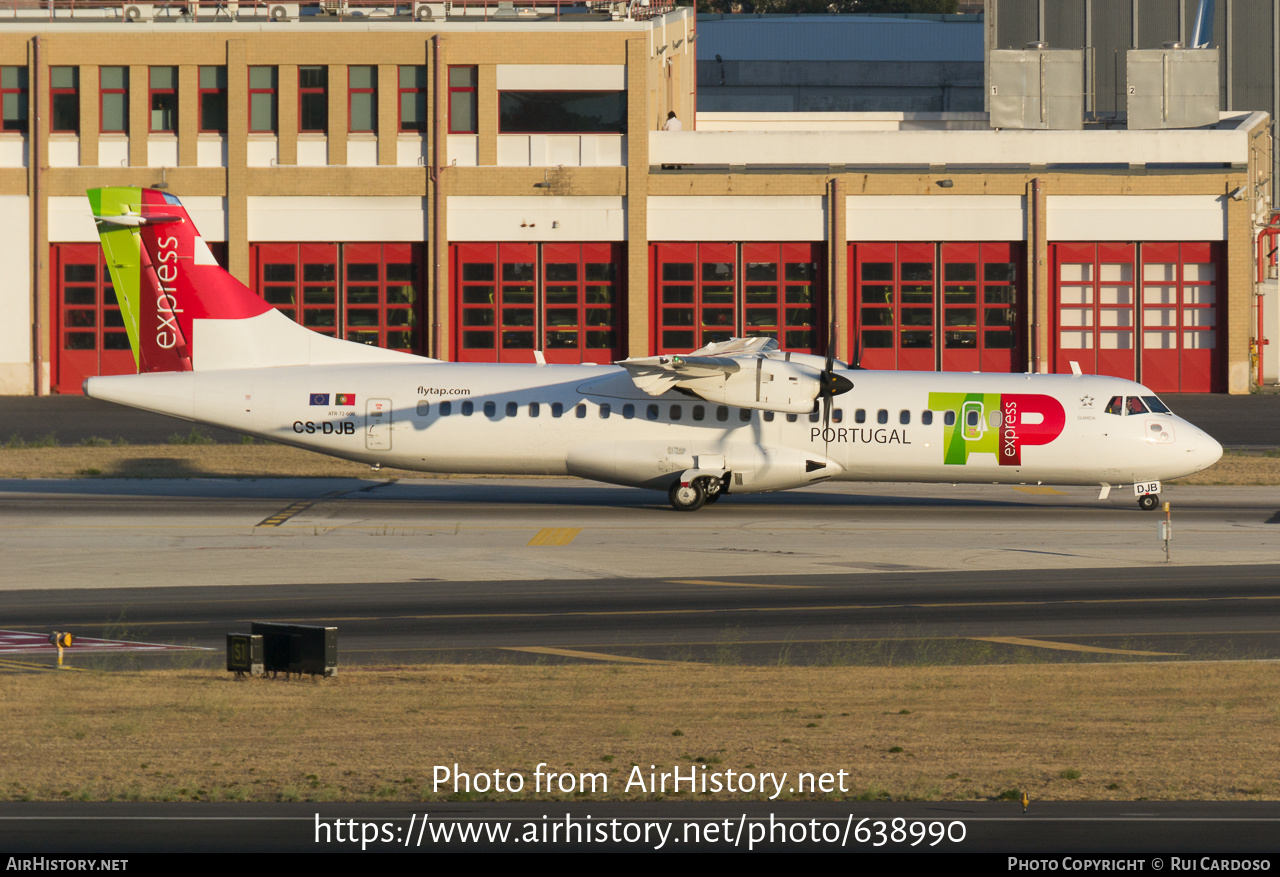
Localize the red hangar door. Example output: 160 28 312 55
849 242 1022 373
453 242 623 363
1051 242 1220 392
651 242 824 355
52 244 134 394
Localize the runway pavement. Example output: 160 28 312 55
2 478 1278 666
2 478 1277 590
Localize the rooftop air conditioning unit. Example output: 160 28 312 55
269 3 298 20
123 3 155 22
413 1 448 19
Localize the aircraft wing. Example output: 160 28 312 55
614 338 824 414
615 354 745 396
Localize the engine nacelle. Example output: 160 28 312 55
566 440 842 493
687 359 821 414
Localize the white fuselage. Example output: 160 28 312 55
86 362 1224 496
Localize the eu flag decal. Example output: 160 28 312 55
335 393 356 406
309 393 330 406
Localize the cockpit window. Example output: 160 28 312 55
1106 395 1167 416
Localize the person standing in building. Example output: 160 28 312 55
663 111 682 131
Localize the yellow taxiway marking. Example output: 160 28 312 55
527 528 581 546
257 501 317 528
501 646 679 665
255 491 345 528
972 636 1182 657
1012 486 1069 495
673 579 812 590
0 659 85 672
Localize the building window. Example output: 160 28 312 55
448 66 476 134
1 67 27 132
249 66 277 133
99 67 127 133
298 66 327 133
348 66 376 133
398 66 426 133
149 67 177 133
50 67 78 134
199 66 227 133
499 91 626 134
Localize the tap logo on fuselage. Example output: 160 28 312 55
928 392 1066 467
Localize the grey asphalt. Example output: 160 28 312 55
2 391 1278 446
2 801 1279 854
7 564 1280 666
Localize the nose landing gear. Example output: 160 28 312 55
1138 493 1160 511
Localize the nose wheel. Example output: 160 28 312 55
669 480 707 511
1138 493 1160 511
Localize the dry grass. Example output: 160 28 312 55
0 444 1277 484
1168 451 1280 485
3 663 1278 803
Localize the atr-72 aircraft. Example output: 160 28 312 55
83 187 1222 511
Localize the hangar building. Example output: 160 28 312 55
0 2 1268 396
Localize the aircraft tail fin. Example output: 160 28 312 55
87 187 428 372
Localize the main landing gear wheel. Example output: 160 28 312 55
703 478 724 504
669 480 706 511
1138 494 1160 511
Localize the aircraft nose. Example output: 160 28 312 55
1187 424 1223 473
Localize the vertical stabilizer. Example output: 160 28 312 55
87 187 427 372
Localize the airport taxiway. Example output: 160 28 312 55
2 477 1276 589
3 477 1278 665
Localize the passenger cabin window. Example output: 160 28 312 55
786 413 798 423
529 402 540 417
877 409 888 424
763 411 774 422
461 401 474 416
439 401 452 416
692 405 705 421
922 410 933 426
576 404 587 418
855 409 866 423
832 409 843 423
646 404 659 421
483 401 496 417
416 401 430 416
506 401 517 417
551 402 563 418
808 408 820 423
623 404 635 419
900 410 910 425
716 406 729 422
943 410 955 426
739 409 751 422
670 405 682 420
599 404 611 419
